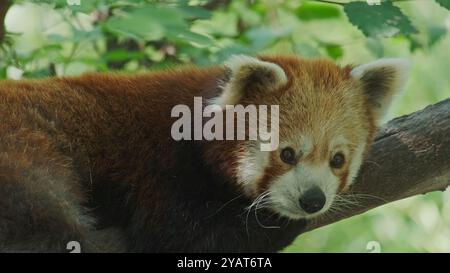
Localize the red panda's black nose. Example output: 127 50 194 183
299 187 326 214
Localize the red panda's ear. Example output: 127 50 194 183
350 58 411 125
215 55 288 106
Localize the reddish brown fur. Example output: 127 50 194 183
0 66 231 251
0 55 380 252
244 56 377 194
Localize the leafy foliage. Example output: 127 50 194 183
435 0 450 11
344 1 417 37
1 0 450 253
295 2 341 21
1 0 448 78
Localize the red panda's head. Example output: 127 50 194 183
208 55 410 219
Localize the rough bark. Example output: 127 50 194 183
303 98 450 233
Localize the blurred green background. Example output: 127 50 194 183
2 0 450 252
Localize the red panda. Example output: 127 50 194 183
0 55 410 252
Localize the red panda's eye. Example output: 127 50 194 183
280 147 296 165
330 153 345 169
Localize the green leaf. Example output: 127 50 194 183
72 28 103 43
344 1 417 37
245 26 292 50
232 1 261 26
49 28 101 45
366 37 384 58
407 36 423 52
24 0 67 9
435 0 450 10
215 44 253 63
66 0 98 14
177 5 212 20
428 25 447 47
172 30 212 46
294 43 321 58
105 10 165 41
296 2 341 21
194 12 239 37
47 34 69 43
105 5 187 41
103 50 144 62
324 43 343 60
21 44 64 63
23 69 54 79
0 67 7 79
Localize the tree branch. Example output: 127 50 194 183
203 0 232 10
312 0 345 5
302 98 450 233
0 0 11 45
311 0 417 5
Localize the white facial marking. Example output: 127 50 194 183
329 135 349 151
348 142 366 186
265 135 362 219
236 146 269 195
269 162 339 219
298 136 313 158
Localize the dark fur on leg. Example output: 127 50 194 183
0 130 95 252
